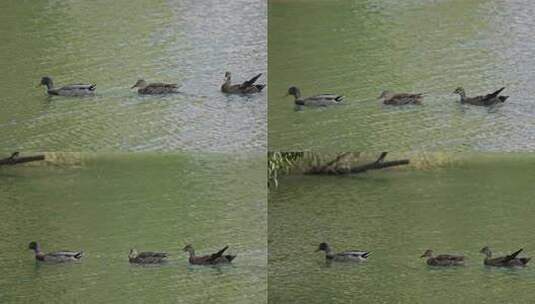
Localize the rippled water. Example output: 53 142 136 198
0 0 266 152
268 0 535 151
0 153 266 303
269 154 535 303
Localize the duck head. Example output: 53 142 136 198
28 241 40 252
39 76 54 89
378 90 392 99
183 244 194 255
224 71 232 80
131 79 147 89
316 242 330 252
129 249 138 259
286 86 301 98
480 246 492 257
420 249 433 258
453 87 465 95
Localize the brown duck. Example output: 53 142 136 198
128 249 168 264
183 244 236 265
378 91 423 105
131 79 180 95
420 249 465 266
480 247 530 267
221 72 265 94
453 87 508 106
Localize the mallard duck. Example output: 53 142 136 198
453 87 508 106
420 249 465 266
287 86 344 107
221 72 265 94
131 79 180 95
378 91 423 105
128 249 168 264
183 244 236 265
38 76 96 96
316 242 370 262
28 241 83 263
480 247 530 267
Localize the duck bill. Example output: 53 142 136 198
420 254 426 258
130 85 137 89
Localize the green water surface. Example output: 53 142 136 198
0 0 266 152
269 154 535 303
268 0 535 151
0 153 266 303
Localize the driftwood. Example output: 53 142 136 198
0 153 45 166
306 152 409 175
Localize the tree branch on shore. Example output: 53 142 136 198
306 152 409 175
0 152 45 166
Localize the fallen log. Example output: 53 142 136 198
0 153 45 166
306 152 409 175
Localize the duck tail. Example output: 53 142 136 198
506 248 523 261
520 257 531 265
489 87 506 98
213 246 229 258
335 95 345 102
90 84 96 91
75 251 84 259
242 73 262 87
225 255 237 262
499 96 508 102
362 251 371 258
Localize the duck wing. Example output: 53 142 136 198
49 250 83 258
240 73 262 88
309 94 344 101
393 93 423 99
435 254 464 261
148 83 178 88
340 250 370 258
388 93 423 104
62 84 96 91
137 251 168 258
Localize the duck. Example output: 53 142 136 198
378 91 423 105
286 86 344 107
128 249 168 264
28 241 83 263
38 76 96 96
183 244 236 265
131 79 180 95
480 247 530 267
420 249 465 266
221 72 265 94
453 87 508 106
316 242 370 262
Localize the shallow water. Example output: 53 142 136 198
0 0 266 152
0 153 266 303
269 154 535 303
268 0 535 151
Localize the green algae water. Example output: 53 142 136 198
268 0 535 151
0 0 266 152
0 153 266 303
269 154 535 303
